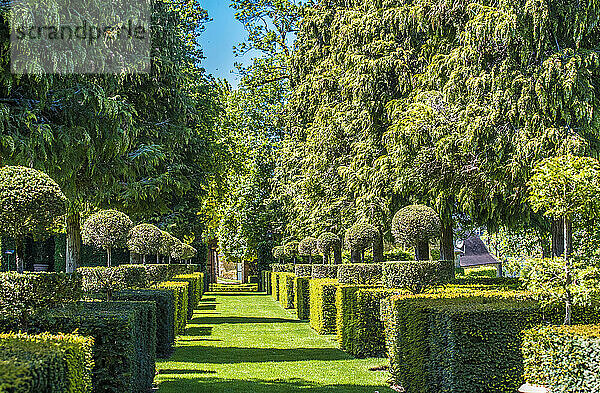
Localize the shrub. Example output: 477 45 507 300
335 284 381 355
271 272 280 300
278 273 295 309
384 247 413 261
344 222 378 256
451 276 523 290
272 264 294 273
309 279 338 334
261 271 272 294
294 277 310 320
0 166 67 272
82 210 133 267
114 289 175 358
23 301 156 393
181 244 197 261
156 281 188 335
272 246 285 261
384 295 564 393
172 273 203 318
0 272 82 314
462 265 499 278
311 264 338 279
294 264 312 278
317 232 341 265
382 260 454 293
392 205 440 260
523 325 600 393
0 332 94 393
337 263 382 285
126 224 162 263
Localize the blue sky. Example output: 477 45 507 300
198 0 252 87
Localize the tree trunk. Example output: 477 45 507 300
334 246 342 265
156 254 160 264
107 247 112 268
65 212 81 273
414 241 430 261
142 254 146 265
440 218 454 262
322 253 329 265
308 255 312 264
552 218 572 258
564 217 572 325
351 249 361 264
15 237 24 273
168 255 172 264
373 231 384 262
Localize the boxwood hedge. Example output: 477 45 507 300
294 264 312 278
523 324 600 393
156 281 189 335
335 285 381 353
278 273 295 309
337 263 382 285
0 332 94 393
382 260 454 293
261 271 271 294
270 272 280 300
172 273 204 319
309 279 338 334
272 264 295 273
294 277 310 320
311 265 338 279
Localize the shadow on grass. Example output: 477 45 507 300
185 326 213 336
158 376 392 393
168 346 351 364
197 304 217 310
207 292 262 296
159 369 217 375
189 316 302 325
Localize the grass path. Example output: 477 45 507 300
156 292 393 393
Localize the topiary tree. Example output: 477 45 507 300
528 155 600 325
0 166 67 273
127 223 162 265
82 209 133 267
392 205 441 261
170 239 185 262
298 236 318 263
344 222 379 263
284 240 300 263
317 232 341 264
181 244 197 264
272 246 285 263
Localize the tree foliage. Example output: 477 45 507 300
392 205 441 248
127 224 163 256
82 210 133 252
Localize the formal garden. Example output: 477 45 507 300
2 0 600 392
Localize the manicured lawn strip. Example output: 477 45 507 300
156 293 392 393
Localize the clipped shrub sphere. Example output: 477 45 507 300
127 223 162 255
284 241 300 257
317 232 340 255
344 222 379 251
298 237 318 256
273 246 285 259
0 166 67 238
181 244 197 260
392 204 440 246
159 231 179 256
170 240 185 260
82 210 133 250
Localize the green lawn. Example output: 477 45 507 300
156 292 393 393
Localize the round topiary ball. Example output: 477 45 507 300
182 244 197 260
170 239 185 260
344 222 379 252
392 204 440 246
0 166 67 239
298 237 318 256
159 230 179 256
284 241 300 258
82 210 133 251
273 246 285 260
127 223 163 255
317 232 341 255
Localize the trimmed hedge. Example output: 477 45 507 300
278 273 295 309
294 264 312 278
337 263 382 285
261 271 271 294
523 325 600 393
309 279 338 334
384 295 562 393
294 277 310 320
335 284 381 354
114 289 175 358
156 281 189 335
451 276 523 289
382 260 454 293
172 273 204 318
208 283 258 292
79 266 150 300
311 264 338 279
270 272 280 300
0 332 94 393
272 264 294 273
18 301 156 393
0 272 82 317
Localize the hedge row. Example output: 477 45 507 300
523 325 600 393
382 260 454 293
309 279 338 334
294 264 312 278
272 264 294 273
337 263 382 285
311 265 337 279
172 273 204 319
261 271 271 294
208 283 258 292
270 272 279 300
156 281 189 335
335 284 380 353
278 273 295 309
294 277 310 320
0 332 94 393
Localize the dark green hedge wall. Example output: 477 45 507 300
294 277 310 320
309 279 338 334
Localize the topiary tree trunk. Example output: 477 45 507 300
15 236 24 273
106 247 112 268
414 241 429 261
351 249 361 264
